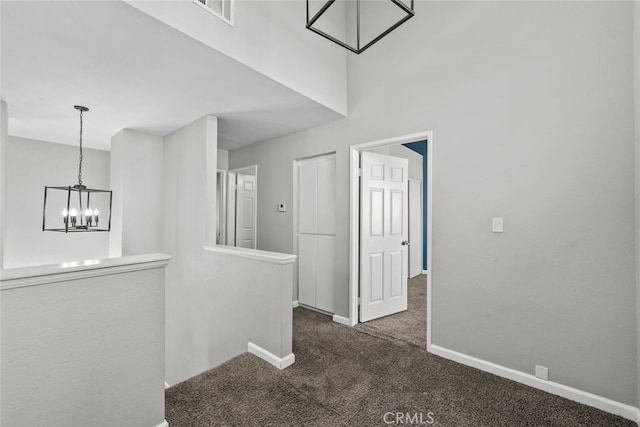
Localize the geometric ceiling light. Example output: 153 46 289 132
306 0 414 54
42 106 112 233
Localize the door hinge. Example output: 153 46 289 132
357 297 361 305
357 168 362 177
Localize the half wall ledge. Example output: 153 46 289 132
0 253 172 290
203 245 296 265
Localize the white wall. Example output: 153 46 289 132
110 130 164 257
217 148 229 171
230 1 637 406
125 0 347 116
4 136 110 268
1 102 7 269
634 0 640 410
0 255 168 427
160 117 293 384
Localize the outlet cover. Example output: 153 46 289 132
535 365 549 380
492 217 504 233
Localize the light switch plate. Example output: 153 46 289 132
492 217 504 233
278 203 286 212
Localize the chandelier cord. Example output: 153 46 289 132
78 109 83 187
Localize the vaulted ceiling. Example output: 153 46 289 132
1 0 342 151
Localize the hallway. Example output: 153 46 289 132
165 305 631 426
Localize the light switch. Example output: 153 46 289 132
278 203 286 212
492 217 504 233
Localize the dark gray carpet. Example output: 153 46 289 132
355 273 426 348
165 304 633 426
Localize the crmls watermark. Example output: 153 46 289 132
383 411 435 425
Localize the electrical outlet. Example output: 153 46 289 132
535 365 548 381
278 203 286 212
492 217 504 233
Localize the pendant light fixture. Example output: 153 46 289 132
306 0 414 54
42 105 112 233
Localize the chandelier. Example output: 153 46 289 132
306 0 414 54
42 106 112 233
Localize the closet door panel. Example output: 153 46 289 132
298 162 318 234
315 235 335 313
298 234 317 306
317 157 336 235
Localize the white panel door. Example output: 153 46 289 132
226 172 236 246
235 174 256 249
360 151 408 322
409 179 423 278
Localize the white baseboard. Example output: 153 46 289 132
428 344 639 423
248 342 295 370
292 300 299 308
333 313 357 326
155 420 169 427
164 381 170 390
422 269 428 275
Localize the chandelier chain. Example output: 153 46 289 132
78 109 83 186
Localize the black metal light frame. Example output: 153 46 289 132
43 185 112 233
306 0 415 54
42 105 113 233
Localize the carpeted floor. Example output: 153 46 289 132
165 290 633 426
355 273 426 348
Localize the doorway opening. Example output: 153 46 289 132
347 131 433 351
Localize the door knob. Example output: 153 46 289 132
401 240 410 246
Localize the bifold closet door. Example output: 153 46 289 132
297 154 336 313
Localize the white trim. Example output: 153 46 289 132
192 0 234 27
333 314 356 326
0 254 171 291
247 342 295 370
164 381 170 390
428 344 639 422
203 245 296 265
422 270 428 275
349 131 433 328
292 300 299 308
155 420 169 427
425 137 433 350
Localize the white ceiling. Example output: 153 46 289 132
1 1 342 151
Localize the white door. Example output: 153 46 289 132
235 174 257 249
408 179 423 278
226 172 236 246
297 154 336 313
360 151 409 322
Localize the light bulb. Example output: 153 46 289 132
85 208 93 216
93 208 99 215
62 208 68 216
69 208 78 216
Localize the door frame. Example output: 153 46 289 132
408 177 423 279
347 130 433 350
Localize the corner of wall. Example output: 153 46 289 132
634 0 640 410
109 131 124 258
0 101 8 269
